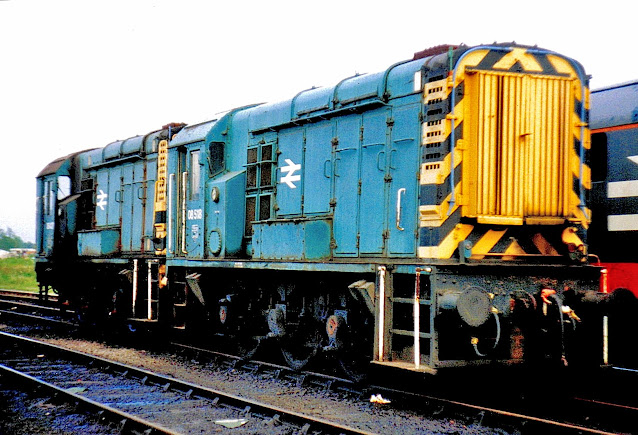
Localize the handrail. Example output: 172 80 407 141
181 172 188 255
396 188 406 231
377 266 387 362
167 174 174 255
132 259 138 318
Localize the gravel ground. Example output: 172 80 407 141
0 323 517 434
0 387 118 434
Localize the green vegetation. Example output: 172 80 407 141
0 227 35 251
0 257 38 291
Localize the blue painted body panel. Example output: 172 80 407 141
171 120 218 148
294 86 333 115
333 115 361 257
302 122 333 215
206 171 246 257
248 100 294 133
94 170 108 228
80 149 103 168
276 129 304 216
109 167 122 227
121 164 134 251
253 218 332 260
335 71 384 104
121 161 146 252
103 140 124 160
94 167 123 228
359 109 390 255
121 136 144 156
387 101 420 256
78 229 120 256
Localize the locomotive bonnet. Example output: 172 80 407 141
36 43 604 375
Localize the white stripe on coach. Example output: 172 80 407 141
608 214 638 231
608 180 638 198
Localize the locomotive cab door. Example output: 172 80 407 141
359 111 389 255
333 116 361 257
175 145 206 259
38 175 57 256
121 161 146 252
336 106 419 257
387 104 419 256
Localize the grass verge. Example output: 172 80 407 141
0 257 38 292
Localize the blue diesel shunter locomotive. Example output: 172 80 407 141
36 43 604 374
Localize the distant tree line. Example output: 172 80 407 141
0 228 36 251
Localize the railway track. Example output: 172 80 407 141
0 331 373 434
0 290 73 328
171 342 362 395
2 289 636 434
0 289 58 303
170 342 636 434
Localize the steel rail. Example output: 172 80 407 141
0 288 58 304
3 294 634 434
170 341 361 394
0 331 374 435
376 384 625 435
0 297 75 328
0 363 175 434
170 342 622 434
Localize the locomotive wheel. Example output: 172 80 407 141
235 334 262 360
281 337 319 370
328 316 370 382
281 326 321 370
337 346 369 382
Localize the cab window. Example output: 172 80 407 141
209 142 224 176
190 150 201 200
57 175 71 200
44 180 55 216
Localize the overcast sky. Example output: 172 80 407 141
1 0 635 243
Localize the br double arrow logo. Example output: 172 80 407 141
96 189 108 210
280 159 301 189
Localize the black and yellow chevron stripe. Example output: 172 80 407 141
418 46 590 260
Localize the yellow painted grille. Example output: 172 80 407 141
463 71 575 224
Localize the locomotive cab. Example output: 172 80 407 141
35 152 83 292
36 155 79 257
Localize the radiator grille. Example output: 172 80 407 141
464 71 575 224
